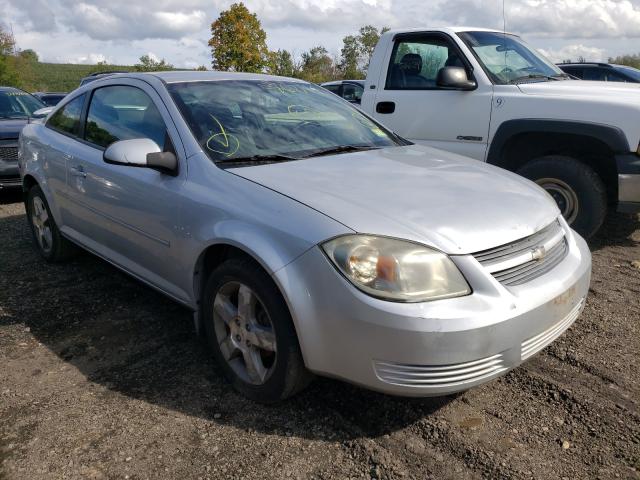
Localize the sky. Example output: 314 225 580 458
2 0 640 68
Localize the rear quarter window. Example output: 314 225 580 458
46 94 86 137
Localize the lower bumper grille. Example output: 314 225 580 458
521 298 585 361
373 353 508 388
0 146 18 162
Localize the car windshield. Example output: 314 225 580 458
617 65 640 82
0 90 45 119
168 80 401 165
458 31 566 85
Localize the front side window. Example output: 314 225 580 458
85 85 167 149
168 80 401 165
0 90 45 119
342 83 363 102
458 31 566 85
47 94 86 136
616 66 640 82
386 35 461 89
323 84 342 95
583 68 607 81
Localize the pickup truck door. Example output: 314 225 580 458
368 32 493 161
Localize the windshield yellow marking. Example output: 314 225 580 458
206 114 240 157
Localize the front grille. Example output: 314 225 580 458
0 146 18 162
473 220 568 287
373 353 508 388
521 298 584 360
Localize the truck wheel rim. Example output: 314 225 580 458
536 178 579 224
31 196 53 254
212 281 277 385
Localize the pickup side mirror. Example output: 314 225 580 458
103 138 178 175
436 67 477 91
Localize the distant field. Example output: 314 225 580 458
20 62 134 92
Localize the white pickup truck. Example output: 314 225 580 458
360 27 640 237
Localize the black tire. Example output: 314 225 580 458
517 155 607 238
202 257 312 403
25 185 77 262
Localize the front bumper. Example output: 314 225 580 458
616 153 640 213
275 226 591 397
0 141 20 189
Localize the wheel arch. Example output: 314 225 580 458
487 119 627 202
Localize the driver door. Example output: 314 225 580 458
370 32 494 160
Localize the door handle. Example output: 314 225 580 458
70 165 87 178
376 101 395 114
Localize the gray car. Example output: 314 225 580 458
18 71 591 403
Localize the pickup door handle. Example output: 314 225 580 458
70 165 87 178
376 101 395 114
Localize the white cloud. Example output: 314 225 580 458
538 44 608 63
2 0 640 68
72 52 112 64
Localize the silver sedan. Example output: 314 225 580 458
18 71 591 402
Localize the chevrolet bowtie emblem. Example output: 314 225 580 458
531 246 547 261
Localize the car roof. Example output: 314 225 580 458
0 86 25 93
107 70 308 85
558 62 613 68
384 26 514 36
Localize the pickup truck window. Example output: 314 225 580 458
386 35 460 90
458 31 565 85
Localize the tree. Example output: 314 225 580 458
0 26 18 86
267 49 295 77
608 53 640 69
338 25 389 79
339 35 360 79
208 3 269 73
134 54 173 72
19 49 38 62
299 46 335 83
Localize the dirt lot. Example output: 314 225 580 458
0 190 638 480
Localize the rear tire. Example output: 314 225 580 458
25 185 77 262
202 257 312 403
517 155 606 238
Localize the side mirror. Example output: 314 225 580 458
32 107 54 118
436 66 477 90
103 138 178 175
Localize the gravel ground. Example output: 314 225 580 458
1 190 639 480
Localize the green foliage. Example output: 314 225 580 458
19 49 38 62
0 26 18 86
338 25 388 79
18 62 134 92
267 49 296 77
608 53 640 69
208 2 270 72
299 46 335 83
134 54 174 72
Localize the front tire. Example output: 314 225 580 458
517 155 607 238
25 185 76 262
202 257 312 403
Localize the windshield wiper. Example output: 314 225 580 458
299 145 380 159
216 153 298 168
508 74 560 84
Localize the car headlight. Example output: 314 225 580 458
321 235 471 302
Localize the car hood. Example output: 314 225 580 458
517 79 640 100
0 118 28 140
229 145 559 254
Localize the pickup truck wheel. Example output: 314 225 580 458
517 155 606 238
25 185 77 262
202 257 312 403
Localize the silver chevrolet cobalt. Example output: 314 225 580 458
19 72 591 402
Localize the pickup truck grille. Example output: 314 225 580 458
0 146 18 162
473 220 568 287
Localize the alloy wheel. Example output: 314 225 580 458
31 196 53 254
212 281 277 385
